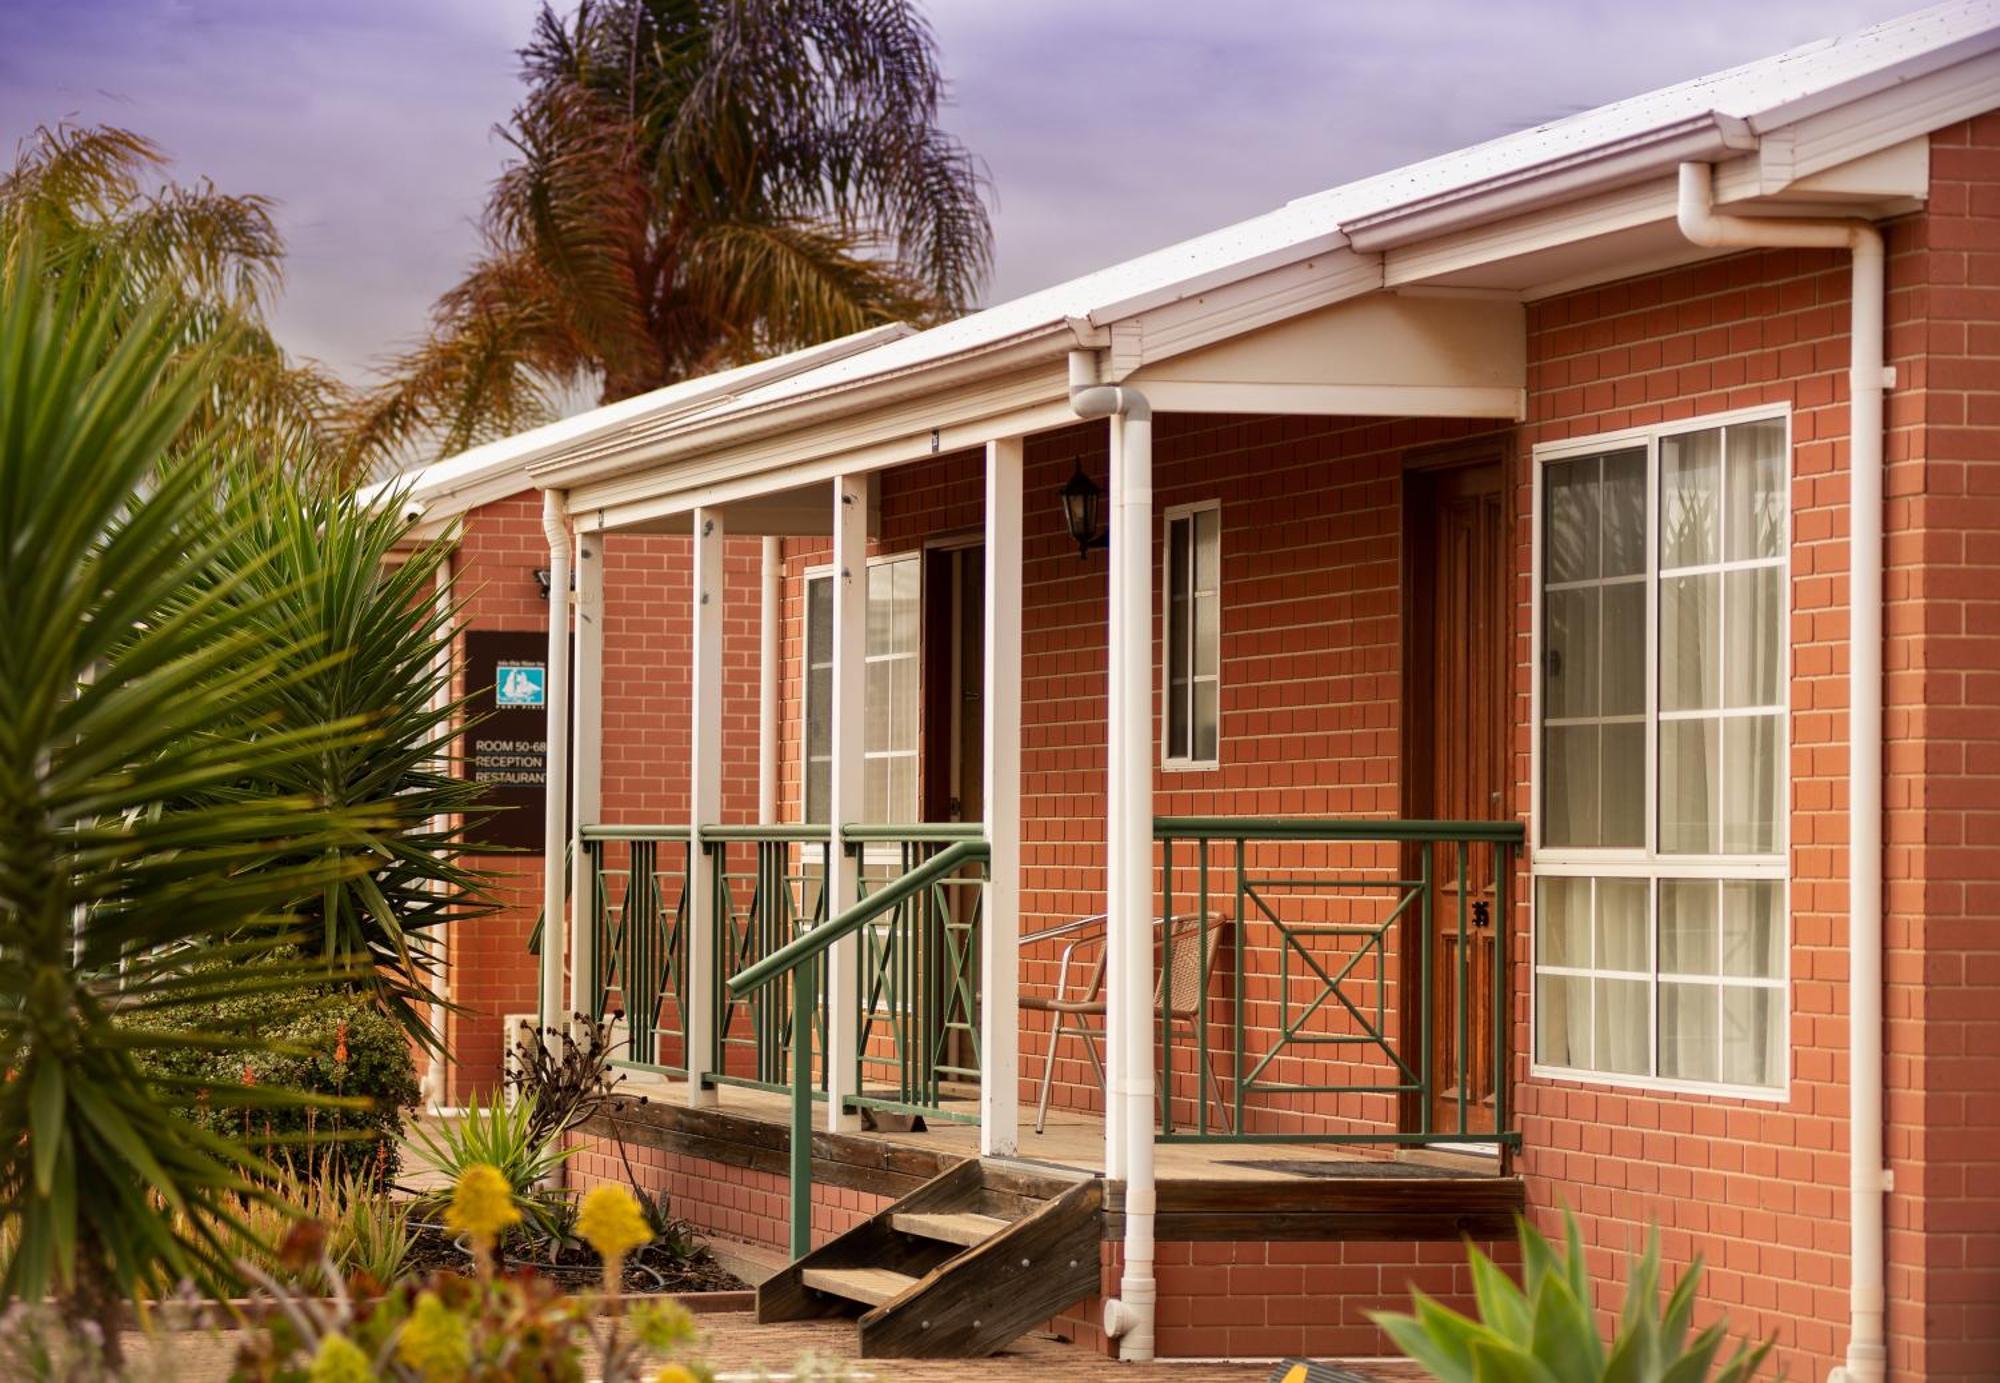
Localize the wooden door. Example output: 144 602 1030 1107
1404 460 1508 1137
922 544 985 1085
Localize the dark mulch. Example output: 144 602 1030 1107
405 1221 747 1295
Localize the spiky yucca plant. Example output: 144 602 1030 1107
205 469 495 1042
1372 1213 1778 1383
0 241 377 1349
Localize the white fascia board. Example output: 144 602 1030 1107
1079 229 1352 327
1135 380 1524 420
1775 45 2000 181
1742 21 2000 136
529 323 1079 490
357 321 912 524
1342 115 1755 252
1101 248 1382 381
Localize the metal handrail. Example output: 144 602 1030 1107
725 836 990 1256
728 839 990 998
1156 815 1524 843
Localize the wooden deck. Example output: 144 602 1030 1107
577 1073 1523 1242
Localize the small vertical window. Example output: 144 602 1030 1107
1163 502 1221 768
803 556 920 824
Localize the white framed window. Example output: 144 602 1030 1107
803 554 920 824
1530 408 1790 1098
1162 501 1221 769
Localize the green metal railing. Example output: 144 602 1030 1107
850 825 984 1123
729 837 990 1255
708 827 831 1095
582 825 691 1074
1153 817 1522 1150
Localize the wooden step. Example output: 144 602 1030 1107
801 1266 919 1309
890 1210 1010 1247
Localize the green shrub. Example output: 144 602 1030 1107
1372 1212 1776 1383
139 973 421 1185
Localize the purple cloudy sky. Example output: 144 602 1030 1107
0 0 1922 386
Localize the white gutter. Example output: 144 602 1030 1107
538 491 574 1045
1676 161 1888 1383
1068 350 1157 1363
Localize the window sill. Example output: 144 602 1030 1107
1528 1063 1790 1105
1161 757 1221 774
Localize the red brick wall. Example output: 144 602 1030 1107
444 497 764 1097
1504 121 2000 1381
1879 112 2000 1381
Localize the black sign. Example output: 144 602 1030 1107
462 629 557 852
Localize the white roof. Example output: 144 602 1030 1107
544 0 1994 448
360 323 912 518
394 0 1998 500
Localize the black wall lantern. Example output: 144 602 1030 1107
1060 460 1109 559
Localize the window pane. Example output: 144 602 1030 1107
1602 722 1645 847
808 574 833 654
1166 670 1189 760
1721 880 1783 978
863 755 889 822
1602 582 1645 716
1721 714 1783 854
1535 877 1590 967
1659 879 1718 975
1662 429 1721 568
887 755 916 821
1537 974 1590 1067
1726 419 1786 560
1594 978 1649 1075
1602 450 1647 578
1545 459 1600 583
865 660 893 751
1660 981 1718 1083
1721 985 1783 1086
1724 567 1783 708
1194 591 1220 678
867 566 893 648
807 759 830 825
1544 588 1599 719
1596 878 1649 972
807 667 832 758
1193 679 1219 763
1543 725 1599 848
1195 507 1221 590
1660 718 1720 854
1661 574 1719 712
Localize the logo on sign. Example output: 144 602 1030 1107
495 664 546 708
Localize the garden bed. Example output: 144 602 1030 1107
403 1219 747 1296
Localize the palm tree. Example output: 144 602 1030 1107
343 0 993 472
0 242 377 1349
0 123 351 475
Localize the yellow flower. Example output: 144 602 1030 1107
306 1333 372 1383
652 1366 701 1383
397 1290 472 1380
577 1184 653 1264
444 1163 521 1245
630 1299 697 1351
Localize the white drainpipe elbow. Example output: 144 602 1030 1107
1676 162 1887 1383
1068 348 1157 1362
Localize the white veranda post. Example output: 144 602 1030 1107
685 507 725 1107
538 491 573 1044
568 525 604 1029
980 437 1023 1157
825 476 867 1131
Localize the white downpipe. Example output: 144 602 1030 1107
759 536 782 823
538 492 575 1045
422 552 455 1110
1069 350 1156 1362
1676 162 1887 1383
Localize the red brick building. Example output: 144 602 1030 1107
379 8 2000 1378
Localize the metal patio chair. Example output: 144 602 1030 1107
1021 911 1232 1135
